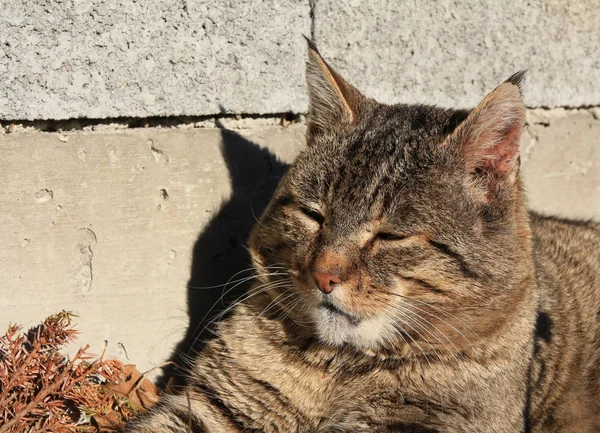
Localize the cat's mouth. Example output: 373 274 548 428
320 300 361 326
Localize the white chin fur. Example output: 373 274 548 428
312 307 395 350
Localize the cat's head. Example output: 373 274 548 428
248 41 534 355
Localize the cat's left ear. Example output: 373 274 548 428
449 71 527 203
305 38 367 135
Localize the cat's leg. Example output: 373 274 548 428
124 392 243 433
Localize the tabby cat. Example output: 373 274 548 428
126 41 600 432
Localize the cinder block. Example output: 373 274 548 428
0 0 310 120
313 0 600 108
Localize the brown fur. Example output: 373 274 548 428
126 43 600 432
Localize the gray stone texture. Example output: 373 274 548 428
2 1 600 120
1 112 598 369
314 0 600 109
0 0 310 120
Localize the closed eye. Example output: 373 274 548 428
375 232 407 241
299 207 325 225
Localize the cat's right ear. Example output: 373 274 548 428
448 72 527 203
305 38 366 135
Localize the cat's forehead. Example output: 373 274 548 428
357 104 467 149
316 104 467 162
290 104 468 218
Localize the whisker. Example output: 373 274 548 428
255 289 297 322
188 265 286 290
380 310 448 412
386 293 476 348
382 305 445 362
210 280 292 324
387 292 478 339
187 278 292 352
188 283 290 354
249 200 266 227
380 299 478 418
387 301 462 355
276 297 314 328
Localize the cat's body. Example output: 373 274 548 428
526 215 600 432
126 42 600 432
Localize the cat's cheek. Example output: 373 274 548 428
389 278 415 298
248 246 265 272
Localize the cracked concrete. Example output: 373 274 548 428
0 110 597 370
0 113 301 134
75 228 97 295
149 139 170 167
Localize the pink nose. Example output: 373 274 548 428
313 272 342 294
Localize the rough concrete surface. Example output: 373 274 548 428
0 111 598 370
314 0 600 108
2 1 600 120
0 125 306 371
0 0 310 120
522 109 600 220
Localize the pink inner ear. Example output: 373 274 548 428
480 121 523 176
455 81 525 202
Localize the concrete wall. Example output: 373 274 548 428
0 0 311 120
0 123 307 371
1 1 599 372
1 1 600 120
314 0 600 108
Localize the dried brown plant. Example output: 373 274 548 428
0 311 159 433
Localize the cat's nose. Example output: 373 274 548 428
313 271 342 294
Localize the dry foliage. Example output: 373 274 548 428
0 311 159 432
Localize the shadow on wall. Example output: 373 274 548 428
159 124 289 386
